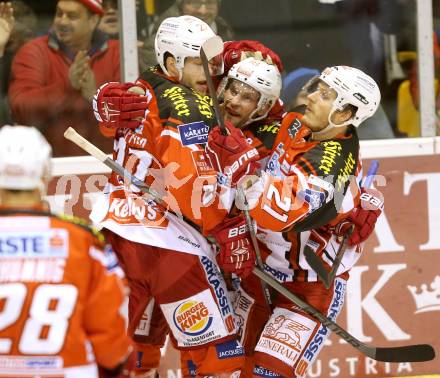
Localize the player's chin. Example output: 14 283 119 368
224 113 242 128
301 113 310 125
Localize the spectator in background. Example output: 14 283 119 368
141 0 234 69
8 0 120 157
0 1 37 125
97 0 117 38
281 67 320 112
97 0 151 73
155 0 233 40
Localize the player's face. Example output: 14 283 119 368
53 1 98 48
302 81 338 131
181 57 209 95
222 79 260 128
182 0 219 26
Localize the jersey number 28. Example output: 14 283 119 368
0 283 78 354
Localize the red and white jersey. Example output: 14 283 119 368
0 209 131 377
243 112 363 282
91 69 233 258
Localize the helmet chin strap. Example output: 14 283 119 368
311 110 353 138
242 99 274 127
242 108 268 127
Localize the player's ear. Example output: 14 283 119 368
332 105 355 125
165 56 179 78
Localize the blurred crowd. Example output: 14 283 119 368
0 0 439 157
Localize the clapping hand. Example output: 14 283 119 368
68 50 96 102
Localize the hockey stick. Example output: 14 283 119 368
200 37 272 305
252 266 435 362
64 128 435 362
64 127 164 205
238 186 273 306
304 160 379 289
200 36 226 132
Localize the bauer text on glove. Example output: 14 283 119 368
210 215 257 277
335 188 384 245
205 122 260 186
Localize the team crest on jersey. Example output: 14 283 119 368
173 299 213 336
178 121 209 146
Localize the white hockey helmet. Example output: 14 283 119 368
154 15 222 79
0 125 52 191
318 65 381 128
225 57 282 124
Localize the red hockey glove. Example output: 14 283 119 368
335 188 384 245
93 82 152 129
205 122 260 186
210 215 256 278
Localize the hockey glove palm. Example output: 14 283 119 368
206 122 260 186
93 82 151 129
336 188 384 245
210 215 256 278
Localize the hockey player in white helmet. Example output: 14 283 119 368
0 126 133 377
302 65 381 138
154 15 223 94
0 126 52 205
206 65 384 377
90 15 256 377
219 57 282 128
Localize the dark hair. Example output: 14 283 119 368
339 104 358 125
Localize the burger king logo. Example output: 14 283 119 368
173 300 213 336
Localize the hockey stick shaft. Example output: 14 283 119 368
64 127 164 203
201 50 225 132
200 36 227 133
65 128 435 362
253 266 435 362
238 187 273 306
325 160 380 286
305 160 379 288
200 38 271 304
